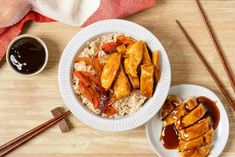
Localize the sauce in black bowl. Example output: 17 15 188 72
8 37 46 75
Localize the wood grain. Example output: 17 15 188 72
0 0 235 156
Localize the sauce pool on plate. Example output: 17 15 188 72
160 96 220 152
9 37 46 74
197 96 220 129
160 124 179 149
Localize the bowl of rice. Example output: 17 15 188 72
58 19 171 131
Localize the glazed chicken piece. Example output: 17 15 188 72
161 95 183 119
167 96 183 107
178 128 213 151
176 103 207 129
114 64 131 99
101 53 121 90
117 44 126 56
128 75 140 89
161 101 175 120
179 116 212 141
140 64 155 97
183 97 198 111
142 43 152 65
164 96 200 125
165 104 188 125
124 41 144 77
152 51 161 82
179 144 212 157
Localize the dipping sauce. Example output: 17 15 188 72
197 96 220 129
9 37 46 74
160 124 179 149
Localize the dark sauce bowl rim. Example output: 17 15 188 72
6 34 48 76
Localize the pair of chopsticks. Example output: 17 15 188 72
176 0 235 110
0 110 71 156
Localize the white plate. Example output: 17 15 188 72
58 19 171 131
146 84 229 157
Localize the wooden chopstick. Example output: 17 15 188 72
176 20 235 111
195 0 235 94
0 110 71 157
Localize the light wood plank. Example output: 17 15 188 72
1 0 235 156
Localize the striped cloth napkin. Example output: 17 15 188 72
0 0 156 61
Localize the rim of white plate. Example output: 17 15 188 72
146 84 229 157
58 19 171 131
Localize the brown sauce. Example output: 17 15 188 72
197 96 220 129
160 124 179 149
9 37 45 74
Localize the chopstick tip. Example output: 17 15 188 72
175 20 180 25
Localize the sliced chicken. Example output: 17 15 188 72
179 116 212 141
152 51 161 82
183 97 198 111
160 96 217 157
114 64 131 99
179 144 212 157
165 104 188 125
161 96 183 119
161 101 175 120
101 53 121 90
116 44 126 56
128 75 140 89
176 103 207 129
124 41 143 77
178 128 213 151
167 96 183 107
140 64 155 97
142 43 152 64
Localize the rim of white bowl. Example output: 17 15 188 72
58 19 171 131
6 34 49 76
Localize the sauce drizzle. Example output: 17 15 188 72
197 96 220 129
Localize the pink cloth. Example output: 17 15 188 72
0 0 156 62
0 12 54 61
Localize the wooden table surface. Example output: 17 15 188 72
1 0 235 156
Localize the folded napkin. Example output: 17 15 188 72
0 0 156 62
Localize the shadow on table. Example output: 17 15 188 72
0 56 6 69
40 37 60 72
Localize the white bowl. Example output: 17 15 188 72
6 34 49 76
146 84 229 157
58 19 171 131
